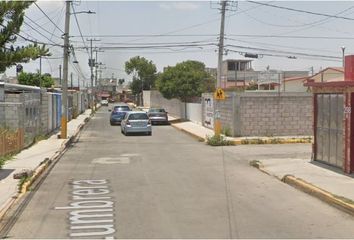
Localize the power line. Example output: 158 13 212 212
34 2 65 34
24 16 62 40
22 21 61 46
225 37 339 54
247 1 354 21
226 34 354 40
70 34 219 38
227 49 341 62
240 5 354 28
226 44 341 60
71 3 90 58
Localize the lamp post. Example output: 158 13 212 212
341 46 346 68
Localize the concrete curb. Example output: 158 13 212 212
232 137 312 145
170 124 205 142
0 116 90 221
282 175 354 216
250 161 354 216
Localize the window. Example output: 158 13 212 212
227 62 235 71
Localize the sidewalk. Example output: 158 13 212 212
0 109 91 219
169 116 354 216
169 115 312 144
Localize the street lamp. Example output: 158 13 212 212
341 46 346 68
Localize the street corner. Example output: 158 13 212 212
282 175 354 216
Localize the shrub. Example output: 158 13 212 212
206 134 233 146
221 126 232 137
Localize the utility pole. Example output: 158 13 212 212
87 39 100 113
217 0 227 89
70 72 73 89
59 64 62 86
341 46 346 68
61 0 70 139
215 0 227 136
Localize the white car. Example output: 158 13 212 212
101 99 109 106
121 111 152 136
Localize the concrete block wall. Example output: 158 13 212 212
236 92 312 136
219 95 236 136
4 94 22 130
41 93 49 134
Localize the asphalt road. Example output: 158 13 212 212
3 106 354 239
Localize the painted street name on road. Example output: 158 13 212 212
55 179 115 239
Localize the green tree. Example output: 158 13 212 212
0 1 50 73
18 72 54 88
156 60 215 102
125 56 157 95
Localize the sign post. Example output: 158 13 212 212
214 88 225 135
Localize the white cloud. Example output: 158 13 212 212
159 2 200 11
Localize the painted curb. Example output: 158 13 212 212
0 116 91 221
282 175 354 216
251 161 354 216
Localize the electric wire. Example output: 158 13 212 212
24 16 62 40
34 2 65 34
247 1 354 21
226 44 341 60
22 21 61 46
71 3 90 58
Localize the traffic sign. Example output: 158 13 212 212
214 88 225 100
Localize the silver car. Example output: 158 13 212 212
121 111 152 136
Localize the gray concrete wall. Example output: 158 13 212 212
41 93 49 134
186 103 202 125
202 91 313 137
148 90 185 118
235 92 312 136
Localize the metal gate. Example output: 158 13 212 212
316 94 344 168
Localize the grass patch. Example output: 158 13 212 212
0 154 15 169
18 175 30 193
34 134 48 143
206 134 234 146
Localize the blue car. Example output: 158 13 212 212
110 111 127 125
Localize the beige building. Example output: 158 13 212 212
309 67 344 83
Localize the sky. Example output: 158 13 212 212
5 0 354 87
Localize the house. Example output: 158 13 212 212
309 67 344 83
274 67 344 92
278 76 310 92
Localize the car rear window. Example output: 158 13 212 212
149 108 165 113
128 113 149 120
114 106 130 112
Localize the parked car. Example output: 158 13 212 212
121 111 152 136
110 103 131 113
101 99 109 106
147 108 168 125
110 111 126 125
